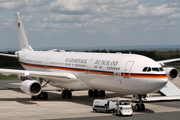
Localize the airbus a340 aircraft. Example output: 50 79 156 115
0 12 180 111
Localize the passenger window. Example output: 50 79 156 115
147 67 151 72
142 67 148 72
152 68 159 71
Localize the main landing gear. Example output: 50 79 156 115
88 90 106 97
61 90 72 98
31 78 50 100
31 91 48 100
134 95 146 111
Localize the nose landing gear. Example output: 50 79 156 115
134 95 146 111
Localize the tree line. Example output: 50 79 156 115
85 49 180 61
0 51 21 68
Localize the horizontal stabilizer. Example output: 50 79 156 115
0 53 18 58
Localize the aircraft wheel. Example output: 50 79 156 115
100 90 105 97
62 90 67 98
94 90 99 97
88 90 94 97
140 104 145 111
42 92 48 100
67 90 72 98
135 104 140 111
31 96 36 100
135 103 145 111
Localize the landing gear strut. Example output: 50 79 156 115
88 90 106 97
134 95 146 111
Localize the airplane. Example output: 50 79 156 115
0 12 180 111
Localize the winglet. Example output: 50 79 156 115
15 12 34 51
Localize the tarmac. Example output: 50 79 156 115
0 78 180 120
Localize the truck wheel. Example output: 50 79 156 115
119 111 122 116
93 109 97 112
115 110 119 116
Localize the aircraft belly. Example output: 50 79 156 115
79 74 123 93
49 81 91 90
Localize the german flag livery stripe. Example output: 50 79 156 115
20 62 168 78
21 62 44 68
88 70 114 76
121 73 167 79
20 62 114 76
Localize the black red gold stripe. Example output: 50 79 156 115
121 73 167 79
20 62 114 76
20 62 168 78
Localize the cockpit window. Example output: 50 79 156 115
152 68 159 71
142 67 164 72
147 67 151 72
142 67 148 72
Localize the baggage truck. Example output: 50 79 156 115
92 99 117 113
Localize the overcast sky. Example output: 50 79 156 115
0 0 180 50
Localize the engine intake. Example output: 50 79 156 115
20 80 42 96
163 67 179 80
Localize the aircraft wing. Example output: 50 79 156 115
157 58 180 65
0 69 79 83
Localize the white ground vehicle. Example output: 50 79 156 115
92 99 117 112
92 99 133 116
115 99 133 116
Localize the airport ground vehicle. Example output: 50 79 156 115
92 99 133 116
115 99 133 116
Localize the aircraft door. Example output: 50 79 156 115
85 59 93 73
123 61 134 78
44 58 49 70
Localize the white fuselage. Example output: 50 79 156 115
18 51 168 95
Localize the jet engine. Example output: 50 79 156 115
20 80 42 96
163 67 179 80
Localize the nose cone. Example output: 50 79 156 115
151 77 168 92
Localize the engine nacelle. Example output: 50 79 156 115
20 80 42 96
163 67 179 80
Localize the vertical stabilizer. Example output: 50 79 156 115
15 12 34 51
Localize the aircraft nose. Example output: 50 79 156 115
152 77 168 91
